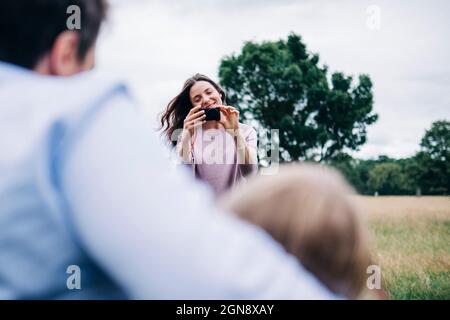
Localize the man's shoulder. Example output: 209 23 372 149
0 64 134 161
1 64 129 117
26 69 129 124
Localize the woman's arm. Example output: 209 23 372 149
176 131 193 164
218 105 258 176
176 105 206 164
235 126 258 176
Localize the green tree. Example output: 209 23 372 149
397 157 422 195
421 120 450 162
331 155 404 195
367 162 407 195
219 33 378 163
415 120 450 194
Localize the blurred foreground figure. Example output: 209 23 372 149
220 164 388 299
0 0 334 299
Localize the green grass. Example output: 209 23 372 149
384 270 450 300
368 218 450 299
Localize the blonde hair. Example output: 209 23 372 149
219 163 374 299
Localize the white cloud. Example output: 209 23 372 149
97 0 450 159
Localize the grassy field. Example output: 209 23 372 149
354 196 450 300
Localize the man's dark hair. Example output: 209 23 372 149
0 0 108 69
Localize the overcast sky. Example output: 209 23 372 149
97 0 450 159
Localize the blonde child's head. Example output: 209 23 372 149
219 163 375 299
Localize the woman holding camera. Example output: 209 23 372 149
160 74 258 196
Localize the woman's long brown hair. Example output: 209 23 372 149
159 73 226 147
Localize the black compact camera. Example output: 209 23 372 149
201 107 221 121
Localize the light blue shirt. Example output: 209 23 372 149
0 61 335 299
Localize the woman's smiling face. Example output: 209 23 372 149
189 81 223 108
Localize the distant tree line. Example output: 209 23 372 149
329 120 449 195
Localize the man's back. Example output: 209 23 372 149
0 62 127 299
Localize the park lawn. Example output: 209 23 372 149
354 196 450 300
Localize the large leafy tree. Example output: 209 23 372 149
219 33 378 163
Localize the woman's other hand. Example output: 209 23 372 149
177 105 205 163
182 105 206 139
218 105 239 131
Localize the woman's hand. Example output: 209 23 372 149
177 105 205 163
182 105 206 140
218 105 240 131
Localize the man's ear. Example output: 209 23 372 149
48 31 82 76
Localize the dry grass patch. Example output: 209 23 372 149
353 196 450 299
